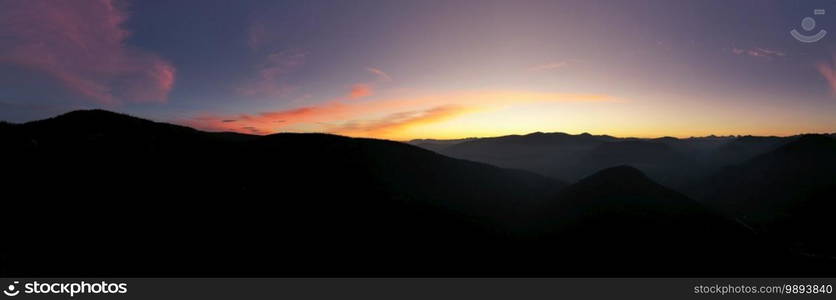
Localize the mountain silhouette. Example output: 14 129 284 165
1 110 561 276
573 141 693 186
525 166 776 276
698 134 836 258
1 110 833 277
417 132 807 190
704 135 791 168
409 137 478 152
436 132 618 181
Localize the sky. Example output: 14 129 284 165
2 0 836 140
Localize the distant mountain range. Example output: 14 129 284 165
410 131 817 187
1 110 833 277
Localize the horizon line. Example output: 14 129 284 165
4 108 835 142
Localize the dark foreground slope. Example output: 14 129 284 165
0 110 560 276
698 135 836 258
0 110 831 277
527 166 799 276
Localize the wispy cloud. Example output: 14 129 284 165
341 68 390 100
366 67 392 82
817 56 836 96
331 105 474 137
0 0 176 104
237 50 306 97
247 20 269 51
731 47 785 59
181 91 620 138
529 61 568 72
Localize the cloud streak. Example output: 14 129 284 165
330 105 474 137
731 47 785 59
817 56 836 96
182 91 619 139
529 62 568 72
0 0 176 104
366 67 392 82
238 50 306 98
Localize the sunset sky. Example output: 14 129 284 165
2 0 836 140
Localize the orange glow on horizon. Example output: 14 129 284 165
181 90 622 138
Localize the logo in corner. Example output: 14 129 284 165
791 9 827 43
3 282 19 297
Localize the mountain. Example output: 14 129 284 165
650 135 734 156
424 132 799 189
704 135 791 168
1 110 561 276
698 134 836 258
407 137 477 152
573 141 693 186
526 166 771 276
438 132 618 181
1 110 831 277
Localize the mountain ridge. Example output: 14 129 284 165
2 109 833 277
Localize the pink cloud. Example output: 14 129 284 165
181 91 619 137
181 102 351 134
331 105 473 137
238 50 306 98
348 84 373 99
817 57 836 96
0 0 176 104
340 68 389 100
